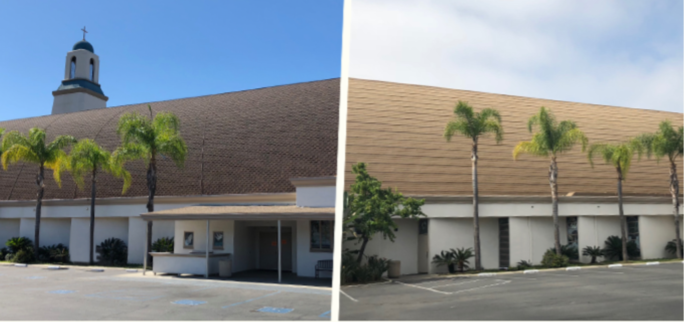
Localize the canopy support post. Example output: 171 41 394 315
278 219 282 284
143 220 148 275
206 220 210 279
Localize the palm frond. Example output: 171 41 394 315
513 141 548 160
444 120 471 141
1 130 32 152
155 134 187 168
482 119 503 143
1 144 40 169
555 128 588 154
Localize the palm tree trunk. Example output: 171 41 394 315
145 156 157 266
89 168 97 265
670 160 682 259
471 140 482 270
356 236 369 264
34 164 45 259
549 157 561 255
617 167 628 262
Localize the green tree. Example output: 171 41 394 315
444 101 503 270
637 121 683 259
115 105 187 264
1 128 76 258
587 139 643 262
344 162 425 264
513 107 588 255
68 139 132 265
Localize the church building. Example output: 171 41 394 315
0 38 338 280
344 78 683 275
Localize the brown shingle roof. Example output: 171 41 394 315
345 78 683 197
0 79 339 201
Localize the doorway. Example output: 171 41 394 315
418 219 429 273
259 229 292 271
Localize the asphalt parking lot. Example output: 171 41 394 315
340 262 684 320
0 265 332 320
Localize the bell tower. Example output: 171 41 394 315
51 27 108 115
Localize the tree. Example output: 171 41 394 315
587 139 643 262
444 101 503 270
115 105 187 264
343 162 425 264
68 139 132 265
637 121 683 259
513 107 588 255
1 128 76 258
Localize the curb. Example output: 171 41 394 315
477 273 496 277
566 266 581 271
645 262 660 266
523 270 539 274
14 264 27 268
608 264 622 268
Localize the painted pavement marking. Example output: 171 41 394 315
85 289 166 302
608 264 623 268
257 307 294 314
25 276 44 279
172 299 207 306
49 290 76 294
431 279 482 289
319 310 331 318
222 291 281 309
340 290 358 302
450 279 511 295
393 280 452 295
646 262 660 266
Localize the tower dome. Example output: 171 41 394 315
72 40 94 53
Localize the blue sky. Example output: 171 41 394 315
0 1 343 121
351 0 683 112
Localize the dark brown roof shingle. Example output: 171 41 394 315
0 78 340 201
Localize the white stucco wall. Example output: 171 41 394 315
296 186 336 208
63 49 100 82
19 218 71 247
296 219 334 277
127 217 175 264
345 218 420 276
510 217 568 265
427 218 500 272
69 217 128 263
640 215 679 260
0 219 20 246
421 202 677 218
173 220 235 255
577 216 621 263
52 92 106 114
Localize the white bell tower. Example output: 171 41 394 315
51 27 108 115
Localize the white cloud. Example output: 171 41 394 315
349 0 683 112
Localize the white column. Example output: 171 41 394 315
205 220 210 279
278 219 282 283
143 221 148 275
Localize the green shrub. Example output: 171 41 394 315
5 253 14 262
665 239 683 258
517 260 532 270
5 237 33 254
341 250 390 284
38 244 70 263
545 244 578 261
152 237 174 253
11 249 34 264
582 246 604 264
541 249 569 268
603 235 640 261
432 250 456 273
0 247 8 261
97 238 128 266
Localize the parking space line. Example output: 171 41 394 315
431 279 481 289
222 291 281 309
450 279 511 295
393 280 451 295
340 290 358 302
319 310 331 318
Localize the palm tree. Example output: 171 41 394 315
637 121 683 259
587 139 643 262
115 105 187 264
68 139 132 265
444 101 503 270
513 107 588 255
1 128 76 258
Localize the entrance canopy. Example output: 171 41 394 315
140 205 335 221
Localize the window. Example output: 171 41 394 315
89 59 95 81
566 217 578 249
418 219 428 235
213 231 224 250
627 216 640 248
311 220 333 252
69 57 76 79
183 231 194 249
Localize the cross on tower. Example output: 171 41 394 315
81 26 88 40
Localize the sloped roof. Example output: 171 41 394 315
345 78 683 197
0 78 339 201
